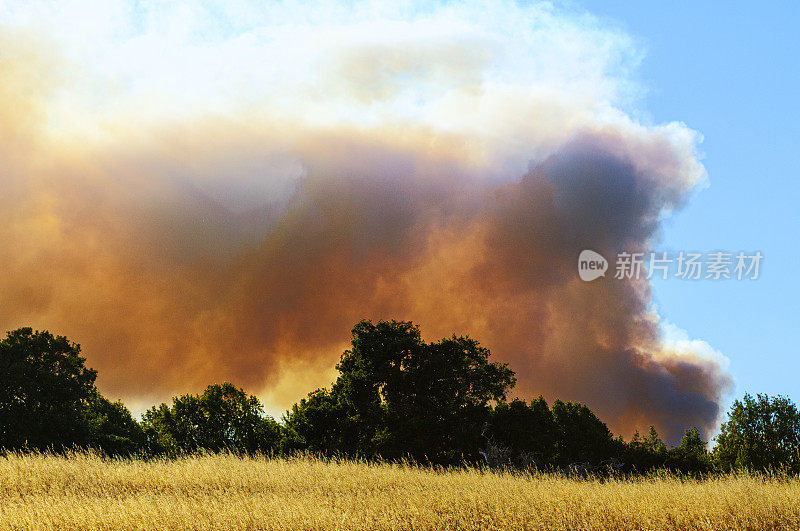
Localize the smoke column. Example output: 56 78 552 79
0 1 732 442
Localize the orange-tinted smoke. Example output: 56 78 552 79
0 45 731 445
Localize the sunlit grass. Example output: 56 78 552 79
0 451 798 529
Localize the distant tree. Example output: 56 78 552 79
0 328 98 450
623 426 668 473
486 397 556 467
714 394 800 473
0 327 140 454
280 388 356 455
283 320 516 464
665 427 713 475
551 399 615 467
382 332 516 464
83 394 145 456
643 425 667 454
142 383 280 455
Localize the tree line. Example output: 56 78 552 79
1 322 798 475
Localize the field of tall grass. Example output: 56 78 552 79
0 452 798 530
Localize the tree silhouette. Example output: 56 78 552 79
0 327 140 454
284 320 516 464
714 393 800 473
83 394 145 455
486 397 556 467
664 427 713 475
142 383 280 455
551 399 614 467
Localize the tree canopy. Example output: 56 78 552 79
1 324 798 476
142 383 280 456
714 393 800 473
0 327 141 454
284 320 516 464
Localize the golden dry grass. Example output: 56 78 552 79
0 452 798 530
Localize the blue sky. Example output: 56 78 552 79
578 0 800 405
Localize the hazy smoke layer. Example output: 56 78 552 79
0 1 731 441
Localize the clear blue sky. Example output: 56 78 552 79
577 0 800 405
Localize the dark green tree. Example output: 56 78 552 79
714 393 800 473
623 425 668 473
643 425 667 454
0 328 98 450
83 394 146 456
665 427 713 475
551 399 615 467
280 388 355 455
0 327 140 454
486 397 556 467
283 320 516 464
142 383 280 455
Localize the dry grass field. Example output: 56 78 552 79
0 452 798 530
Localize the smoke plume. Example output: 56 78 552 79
0 1 732 442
